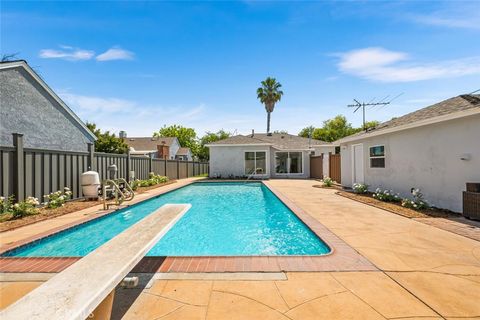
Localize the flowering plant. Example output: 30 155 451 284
0 195 15 214
372 188 401 202
44 187 72 209
402 188 429 210
320 177 334 187
353 183 368 194
12 197 39 218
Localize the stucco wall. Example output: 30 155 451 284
209 145 271 178
209 146 312 179
0 67 94 152
340 115 480 212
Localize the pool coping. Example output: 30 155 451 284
0 179 377 273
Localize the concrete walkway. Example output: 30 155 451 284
1 179 479 319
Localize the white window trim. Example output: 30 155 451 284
244 150 269 177
274 151 304 175
369 145 385 169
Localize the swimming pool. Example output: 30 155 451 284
2 182 330 257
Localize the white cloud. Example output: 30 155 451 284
39 47 95 61
96 47 134 61
411 5 480 30
337 47 480 82
60 93 136 113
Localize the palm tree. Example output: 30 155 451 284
257 77 283 134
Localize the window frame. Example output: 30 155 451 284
369 145 385 168
274 151 304 175
244 150 269 176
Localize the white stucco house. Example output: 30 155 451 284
122 136 193 161
206 132 334 179
337 94 480 212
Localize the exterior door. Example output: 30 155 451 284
352 144 364 184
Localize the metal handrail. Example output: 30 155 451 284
102 178 135 210
245 168 263 182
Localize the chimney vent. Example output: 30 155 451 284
251 129 254 137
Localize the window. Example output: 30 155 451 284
275 152 303 174
369 145 385 168
245 151 266 175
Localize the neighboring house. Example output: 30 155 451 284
337 94 480 212
123 136 193 160
0 60 96 152
207 132 334 179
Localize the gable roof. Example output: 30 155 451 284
123 136 178 151
0 60 97 142
207 133 329 150
176 147 191 156
338 94 480 144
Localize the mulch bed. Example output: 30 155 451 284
0 180 177 232
337 190 458 219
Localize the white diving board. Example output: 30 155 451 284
1 203 191 320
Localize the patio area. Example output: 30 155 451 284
1 179 479 319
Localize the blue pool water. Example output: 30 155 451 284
3 182 330 257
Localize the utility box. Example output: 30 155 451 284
463 182 480 220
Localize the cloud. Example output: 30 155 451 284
96 47 134 61
39 47 95 61
410 4 480 30
336 47 480 82
60 92 136 113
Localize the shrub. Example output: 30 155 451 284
320 177 334 187
0 195 15 214
353 183 368 194
12 197 39 218
372 188 401 202
402 188 429 210
43 187 73 209
130 174 169 190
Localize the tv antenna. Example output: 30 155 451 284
348 93 403 131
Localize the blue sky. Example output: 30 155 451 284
2 1 479 137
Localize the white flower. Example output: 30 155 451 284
64 187 70 191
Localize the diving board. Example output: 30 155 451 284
1 203 191 320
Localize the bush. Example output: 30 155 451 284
12 197 39 218
320 177 334 187
373 188 401 202
131 174 169 190
0 195 15 214
402 188 429 210
43 187 73 209
353 183 368 194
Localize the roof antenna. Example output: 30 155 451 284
347 93 403 131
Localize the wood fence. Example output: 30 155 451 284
0 135 209 202
329 153 341 183
310 155 323 179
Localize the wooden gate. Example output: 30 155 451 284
329 153 341 183
310 155 323 179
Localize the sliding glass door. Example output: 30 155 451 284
275 152 303 175
245 151 267 175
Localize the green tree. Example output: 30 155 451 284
154 125 199 157
86 123 129 154
257 77 283 134
198 130 231 161
273 130 289 134
298 116 379 142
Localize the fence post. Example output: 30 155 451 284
176 160 180 179
126 150 131 182
149 156 153 174
164 159 167 178
87 143 95 171
12 133 25 202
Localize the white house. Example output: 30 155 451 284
337 94 480 212
207 132 334 179
123 136 193 161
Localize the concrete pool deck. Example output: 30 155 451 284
1 179 479 319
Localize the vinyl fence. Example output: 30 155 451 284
0 135 209 202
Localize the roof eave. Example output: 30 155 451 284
337 108 480 144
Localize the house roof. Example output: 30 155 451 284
338 94 480 144
0 60 97 142
207 133 329 150
176 147 191 156
123 137 177 151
